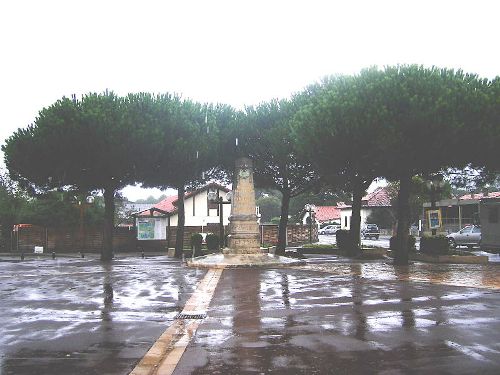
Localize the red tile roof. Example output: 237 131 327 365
460 191 500 200
136 195 177 217
339 187 393 209
362 187 392 207
314 206 341 222
136 182 230 217
154 195 178 213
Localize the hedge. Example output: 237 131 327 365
390 235 416 252
206 233 220 251
190 233 203 256
336 230 352 251
420 235 449 255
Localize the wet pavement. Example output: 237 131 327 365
318 234 393 249
303 254 500 289
318 234 500 263
177 266 500 374
0 256 206 375
0 254 499 374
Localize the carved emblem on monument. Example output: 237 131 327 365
238 163 250 179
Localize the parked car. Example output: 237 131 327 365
361 224 380 240
318 225 341 235
447 225 481 249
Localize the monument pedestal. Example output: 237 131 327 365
188 157 304 268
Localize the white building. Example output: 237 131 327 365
134 183 231 241
339 187 392 230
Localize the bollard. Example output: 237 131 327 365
52 252 56 260
21 252 25 261
141 251 145 259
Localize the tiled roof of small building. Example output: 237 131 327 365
339 187 393 209
154 195 178 213
460 191 500 200
135 182 230 217
362 187 392 207
314 206 341 222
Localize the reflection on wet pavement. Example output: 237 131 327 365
303 255 500 289
2 253 500 374
177 267 500 374
0 256 205 375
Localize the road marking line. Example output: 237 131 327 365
130 268 223 375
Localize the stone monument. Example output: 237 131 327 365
187 157 303 268
225 157 261 254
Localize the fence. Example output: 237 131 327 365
10 225 136 253
9 223 318 254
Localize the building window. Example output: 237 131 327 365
488 206 499 223
207 188 218 216
344 216 348 227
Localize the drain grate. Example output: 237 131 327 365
175 312 207 320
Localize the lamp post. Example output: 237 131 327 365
304 204 316 243
426 176 445 236
207 191 232 250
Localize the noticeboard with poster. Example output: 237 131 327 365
427 209 442 230
137 218 167 240
137 219 156 240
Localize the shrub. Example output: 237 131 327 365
420 235 449 255
206 233 220 251
190 233 203 256
336 230 352 251
190 233 203 247
390 235 416 252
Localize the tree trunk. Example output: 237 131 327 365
102 187 115 261
394 173 412 265
276 190 291 256
174 184 185 258
350 182 363 256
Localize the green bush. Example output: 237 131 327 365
190 233 203 247
420 235 449 255
336 230 352 251
206 233 220 251
390 235 416 252
302 243 338 249
190 233 203 256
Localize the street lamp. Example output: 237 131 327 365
304 204 316 243
208 190 232 250
426 176 445 236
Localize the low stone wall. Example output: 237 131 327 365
260 224 318 246
410 253 489 264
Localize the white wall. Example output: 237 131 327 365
340 208 373 230
170 189 231 227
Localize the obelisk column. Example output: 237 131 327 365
225 157 261 254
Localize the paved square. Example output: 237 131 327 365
0 256 205 375
1 255 499 374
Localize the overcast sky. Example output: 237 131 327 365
1 0 498 201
